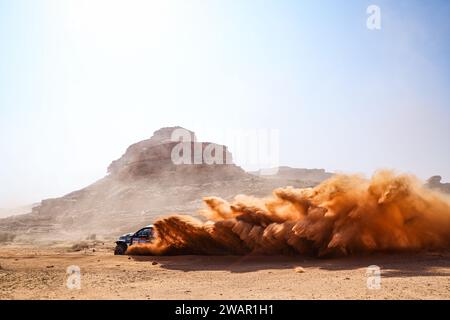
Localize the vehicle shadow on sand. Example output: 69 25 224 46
130 251 450 276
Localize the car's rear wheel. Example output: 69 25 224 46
114 244 127 255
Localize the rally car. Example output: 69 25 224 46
114 224 155 255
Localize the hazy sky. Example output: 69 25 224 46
1 0 449 207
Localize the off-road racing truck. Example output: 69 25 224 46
114 224 155 255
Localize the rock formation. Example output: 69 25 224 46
250 166 333 184
425 176 450 194
108 127 241 180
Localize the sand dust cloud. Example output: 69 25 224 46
127 171 450 257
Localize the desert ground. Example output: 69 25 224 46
2 128 449 300
0 242 449 300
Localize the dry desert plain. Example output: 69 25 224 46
0 242 449 300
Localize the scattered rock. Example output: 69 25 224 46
294 267 305 273
152 261 158 265
46 265 54 268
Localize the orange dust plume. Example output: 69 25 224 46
127 170 450 257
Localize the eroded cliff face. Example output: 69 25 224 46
107 126 245 181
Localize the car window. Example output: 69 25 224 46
136 228 150 237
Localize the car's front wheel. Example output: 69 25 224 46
114 243 127 255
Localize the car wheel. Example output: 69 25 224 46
114 244 127 255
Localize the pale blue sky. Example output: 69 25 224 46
1 0 449 207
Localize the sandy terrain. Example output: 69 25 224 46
0 243 449 300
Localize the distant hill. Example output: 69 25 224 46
0 204 38 219
250 166 333 185
425 176 450 194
